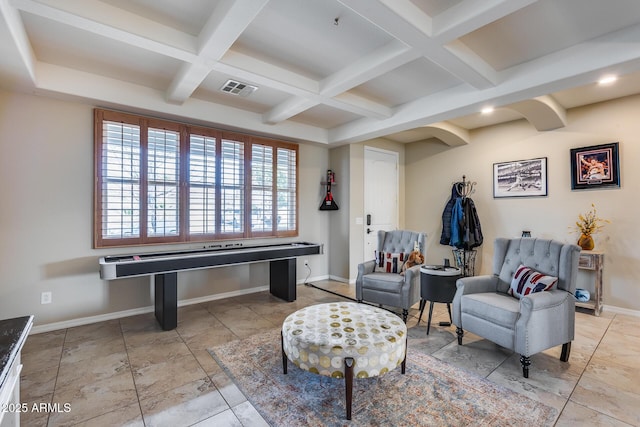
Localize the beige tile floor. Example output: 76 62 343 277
19 280 640 426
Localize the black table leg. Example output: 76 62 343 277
154 272 177 331
426 302 435 335
417 299 426 324
438 303 453 327
270 258 296 302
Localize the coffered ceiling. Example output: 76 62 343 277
2 0 640 146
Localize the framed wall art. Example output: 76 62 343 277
570 142 620 190
493 157 548 198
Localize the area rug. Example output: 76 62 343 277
209 329 557 426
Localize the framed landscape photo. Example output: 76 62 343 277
570 142 620 190
493 157 548 198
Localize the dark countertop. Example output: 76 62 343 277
0 315 33 390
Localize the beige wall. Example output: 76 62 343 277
405 95 640 312
328 145 350 281
3 87 637 327
0 90 330 327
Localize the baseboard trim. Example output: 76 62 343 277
30 285 269 334
328 275 350 283
298 274 329 284
29 289 640 334
602 305 640 317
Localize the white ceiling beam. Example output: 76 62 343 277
263 90 393 124
11 0 197 62
0 0 36 83
328 92 392 118
263 97 319 124
432 0 539 43
13 0 397 123
264 40 413 124
319 39 419 97
216 50 319 96
33 62 329 144
338 0 496 89
422 122 470 146
166 0 269 103
310 10 513 122
166 61 213 104
444 40 499 88
377 0 433 36
26 0 195 50
220 49 394 122
508 95 566 131
383 121 470 145
329 23 640 144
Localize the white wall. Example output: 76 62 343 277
405 95 640 312
0 90 330 327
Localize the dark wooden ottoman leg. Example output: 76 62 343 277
401 337 407 374
281 330 287 374
345 357 354 420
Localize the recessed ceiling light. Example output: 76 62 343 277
598 75 617 85
481 107 494 114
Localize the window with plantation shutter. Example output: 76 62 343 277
251 144 273 233
100 119 141 240
276 147 297 232
220 138 244 235
94 109 298 248
188 133 216 235
147 127 180 237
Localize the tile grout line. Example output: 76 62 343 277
51 322 143 426
119 318 148 427
176 306 243 425
553 313 619 426
46 328 67 427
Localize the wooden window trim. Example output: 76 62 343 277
94 109 299 248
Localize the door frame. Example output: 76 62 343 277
363 146 399 262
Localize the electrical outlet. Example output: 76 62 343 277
304 259 309 267
41 291 52 305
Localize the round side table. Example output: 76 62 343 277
281 302 407 420
418 265 461 335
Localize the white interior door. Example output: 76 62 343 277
363 147 399 261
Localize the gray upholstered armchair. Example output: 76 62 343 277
452 238 581 377
356 230 426 322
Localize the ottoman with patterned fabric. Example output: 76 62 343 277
281 302 407 420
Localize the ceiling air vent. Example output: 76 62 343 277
220 79 258 97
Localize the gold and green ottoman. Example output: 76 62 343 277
281 302 407 420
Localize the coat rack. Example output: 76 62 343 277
455 175 476 198
452 175 479 276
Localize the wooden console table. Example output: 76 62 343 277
576 250 604 316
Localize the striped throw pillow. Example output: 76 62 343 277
374 251 406 274
508 264 558 299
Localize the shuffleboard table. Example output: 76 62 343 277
99 242 323 330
